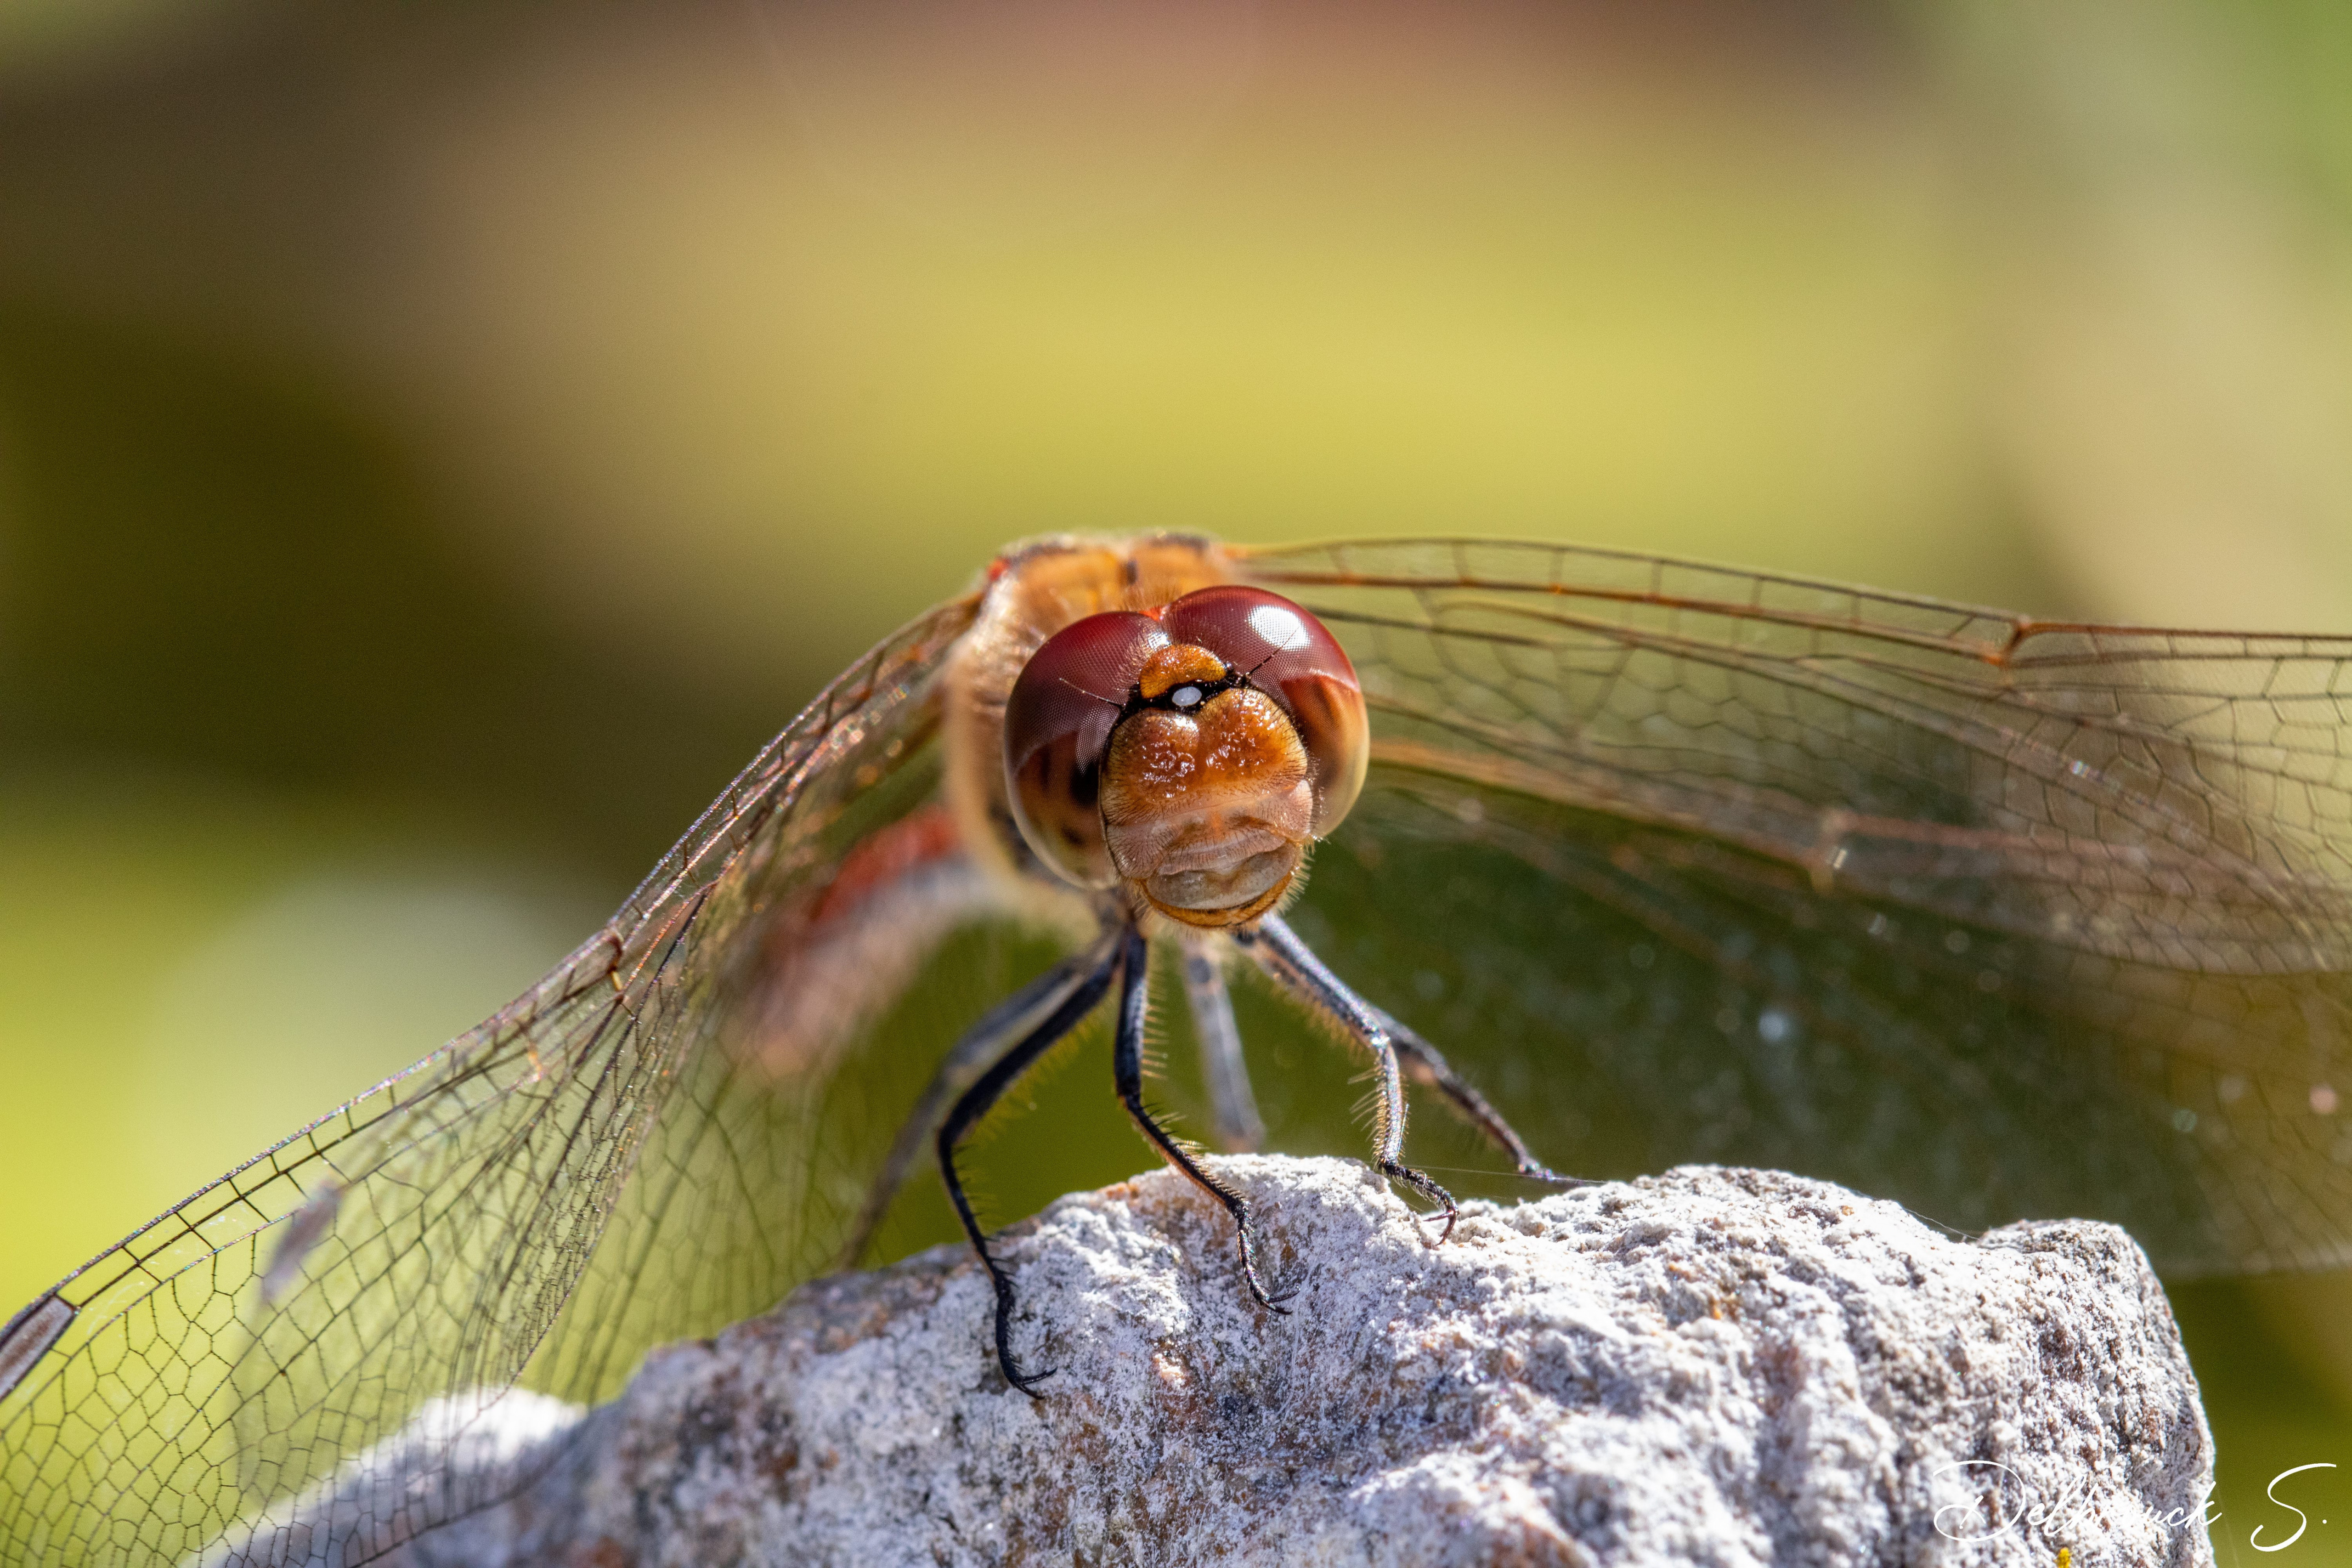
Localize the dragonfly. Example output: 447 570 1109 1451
4 533 2351 1565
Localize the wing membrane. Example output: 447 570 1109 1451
0 597 984 1566
1240 537 2352 1273
1245 539 2352 970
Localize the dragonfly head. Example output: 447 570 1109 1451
1003 586 1368 928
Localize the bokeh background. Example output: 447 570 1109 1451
5 0 2352 1555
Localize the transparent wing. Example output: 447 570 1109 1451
0 595 997 1567
1239 538 2352 1275
11 532 2352 1564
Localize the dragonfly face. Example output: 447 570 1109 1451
6 533 2352 1565
1004 585 1369 925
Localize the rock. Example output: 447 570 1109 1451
232 1156 2216 1567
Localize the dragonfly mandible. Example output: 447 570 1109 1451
4 533 2350 1565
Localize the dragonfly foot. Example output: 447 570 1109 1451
1381 1160 1459 1246
1233 1210 1294 1312
1002 1360 1057 1398
986 1267 1055 1398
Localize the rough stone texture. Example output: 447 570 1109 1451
230 1157 2216 1567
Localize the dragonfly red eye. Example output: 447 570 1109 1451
1004 587 1368 927
1159 586 1368 835
1003 610 1168 888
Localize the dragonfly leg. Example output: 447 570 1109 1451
1235 915 1459 1245
936 935 1125 1396
840 934 1118 1269
1113 928 1292 1311
1368 1005 1584 1187
1179 936 1265 1154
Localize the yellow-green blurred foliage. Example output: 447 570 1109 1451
5 0 2352 1555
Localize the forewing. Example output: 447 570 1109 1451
0 596 983 1568
1241 538 2352 1274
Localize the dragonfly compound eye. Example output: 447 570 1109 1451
1002 587 1368 928
1002 609 1169 889
1159 587 1368 836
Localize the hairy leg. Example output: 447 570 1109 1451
1234 915 1458 1243
1112 928 1290 1309
1368 1005 1582 1186
839 934 1118 1269
1241 915 1576 1189
936 936 1124 1394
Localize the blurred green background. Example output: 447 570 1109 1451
4 0 2352 1556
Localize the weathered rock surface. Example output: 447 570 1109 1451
239 1156 2216 1567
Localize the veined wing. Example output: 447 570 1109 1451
11 529 2350 1562
0 595 988 1568
1239 537 2352 1274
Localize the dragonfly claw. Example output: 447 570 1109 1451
1003 1362 1057 1399
1381 1160 1459 1247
